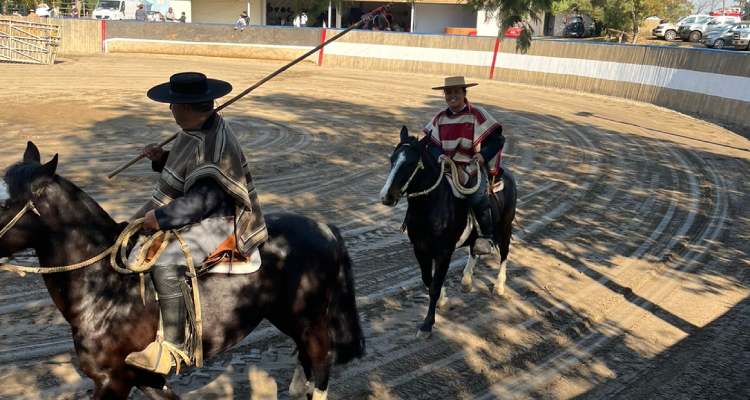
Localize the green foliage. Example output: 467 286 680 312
656 0 692 22
1 0 85 14
550 0 692 41
468 0 554 50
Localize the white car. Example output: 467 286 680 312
734 28 750 50
652 19 681 40
35 5 51 17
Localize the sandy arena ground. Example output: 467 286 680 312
0 53 749 400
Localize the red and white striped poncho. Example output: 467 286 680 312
423 102 502 184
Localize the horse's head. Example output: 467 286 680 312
0 142 58 258
379 126 426 206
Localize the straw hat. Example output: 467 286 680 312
432 76 478 90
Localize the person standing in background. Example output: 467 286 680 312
234 11 248 31
135 4 146 21
165 7 175 22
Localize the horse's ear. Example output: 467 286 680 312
400 126 409 142
41 154 58 177
23 141 41 163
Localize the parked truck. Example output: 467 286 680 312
91 0 139 20
91 0 184 21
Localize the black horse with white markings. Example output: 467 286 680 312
380 127 517 337
0 142 364 400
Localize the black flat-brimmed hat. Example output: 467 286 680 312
147 72 232 104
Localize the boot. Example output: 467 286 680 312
126 265 188 375
472 196 497 256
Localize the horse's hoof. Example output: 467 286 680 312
416 329 432 340
461 279 473 292
289 383 313 399
494 286 506 298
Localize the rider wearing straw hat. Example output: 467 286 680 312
423 76 505 255
126 72 268 375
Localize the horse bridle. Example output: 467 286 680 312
395 144 424 196
0 200 40 240
394 143 483 199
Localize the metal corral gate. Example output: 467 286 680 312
0 18 61 64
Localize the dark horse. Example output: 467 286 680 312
379 127 517 337
0 142 364 400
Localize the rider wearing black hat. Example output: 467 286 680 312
125 72 267 375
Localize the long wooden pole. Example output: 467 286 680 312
107 5 389 180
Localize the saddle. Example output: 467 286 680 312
200 234 262 275
144 234 262 275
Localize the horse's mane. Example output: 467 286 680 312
57 176 119 229
5 161 120 235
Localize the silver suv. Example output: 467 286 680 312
679 15 741 42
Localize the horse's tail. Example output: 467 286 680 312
327 225 366 364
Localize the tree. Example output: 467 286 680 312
468 0 554 50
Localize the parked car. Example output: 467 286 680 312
679 14 740 42
504 26 523 38
733 27 750 50
701 22 750 48
563 16 593 38
652 18 682 40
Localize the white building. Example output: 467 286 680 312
185 0 506 36
189 0 264 25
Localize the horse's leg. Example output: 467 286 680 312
418 253 451 338
298 323 333 400
495 259 508 297
494 210 514 297
414 245 433 291
289 360 312 399
461 251 479 292
267 318 312 399
438 285 449 309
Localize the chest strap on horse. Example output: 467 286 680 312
407 158 482 199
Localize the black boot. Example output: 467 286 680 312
152 265 187 346
472 195 497 256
